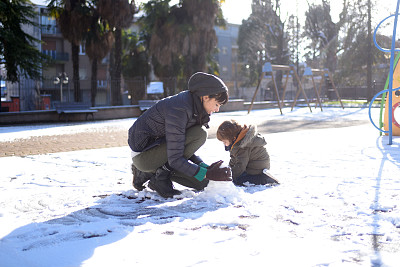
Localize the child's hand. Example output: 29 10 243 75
206 161 232 181
208 160 223 169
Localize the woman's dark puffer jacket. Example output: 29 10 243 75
128 91 207 177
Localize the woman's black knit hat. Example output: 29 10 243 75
188 72 228 96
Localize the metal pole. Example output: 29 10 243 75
388 0 400 145
60 81 63 102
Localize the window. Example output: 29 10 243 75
41 16 56 26
79 68 87 80
79 43 86 55
41 16 57 34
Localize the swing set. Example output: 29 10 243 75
247 62 343 114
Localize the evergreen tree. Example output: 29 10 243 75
287 14 301 67
335 0 387 87
0 0 48 82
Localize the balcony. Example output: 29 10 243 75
41 24 61 35
97 80 108 88
42 50 69 62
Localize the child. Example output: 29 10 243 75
216 120 279 186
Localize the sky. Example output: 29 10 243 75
1 106 400 266
30 0 400 39
31 0 396 26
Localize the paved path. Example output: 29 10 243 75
0 119 369 157
0 129 128 157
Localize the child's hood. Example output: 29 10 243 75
237 125 267 148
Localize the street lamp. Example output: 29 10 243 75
54 72 68 102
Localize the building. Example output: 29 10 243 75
38 6 110 106
4 4 111 111
214 23 243 98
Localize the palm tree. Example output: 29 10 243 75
48 0 91 102
180 0 220 79
145 0 221 83
98 0 135 106
85 8 114 107
121 30 151 103
139 0 180 86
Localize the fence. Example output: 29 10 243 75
0 77 180 112
227 80 386 103
336 82 385 100
0 77 386 112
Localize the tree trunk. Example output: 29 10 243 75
72 44 81 102
276 29 285 92
0 75 2 112
111 28 122 106
184 51 193 83
91 59 98 107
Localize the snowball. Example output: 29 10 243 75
195 180 244 204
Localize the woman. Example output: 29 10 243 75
128 72 232 198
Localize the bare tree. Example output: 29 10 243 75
237 0 289 87
303 0 347 71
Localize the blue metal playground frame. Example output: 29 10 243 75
369 0 400 145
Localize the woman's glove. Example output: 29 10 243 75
206 160 232 181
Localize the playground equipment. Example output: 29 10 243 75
377 53 400 136
383 53 400 136
369 0 400 145
299 67 344 111
247 63 312 114
297 67 323 111
248 63 343 114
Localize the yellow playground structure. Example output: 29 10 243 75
382 53 400 136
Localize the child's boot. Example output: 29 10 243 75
262 169 280 185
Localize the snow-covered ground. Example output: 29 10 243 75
1 107 399 267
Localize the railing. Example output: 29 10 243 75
42 50 69 62
41 25 61 35
2 76 387 113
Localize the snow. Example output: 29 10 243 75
1 107 399 267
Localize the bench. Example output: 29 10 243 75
138 100 159 112
54 102 98 121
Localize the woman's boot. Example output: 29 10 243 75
132 164 153 191
148 167 181 198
